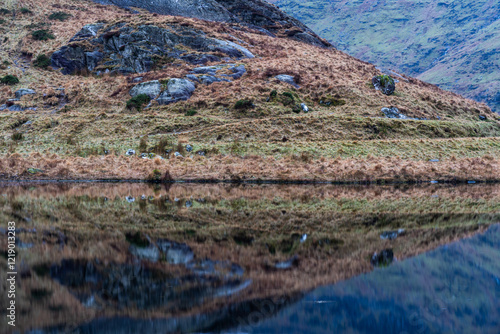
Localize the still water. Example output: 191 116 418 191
0 182 499 333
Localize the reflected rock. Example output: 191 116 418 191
380 229 405 240
371 249 394 267
50 259 249 312
156 239 194 265
275 255 299 270
129 244 160 262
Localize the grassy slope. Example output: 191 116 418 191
269 0 500 112
0 0 499 182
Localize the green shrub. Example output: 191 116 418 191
0 19 5 24
33 54 50 69
32 29 55 41
0 8 10 15
185 109 197 116
12 132 23 141
126 94 151 110
234 99 254 110
48 11 72 21
270 90 277 98
20 7 32 14
280 91 295 106
0 75 19 85
25 22 49 30
292 104 302 113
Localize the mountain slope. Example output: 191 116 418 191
268 0 500 113
91 0 331 47
0 0 498 183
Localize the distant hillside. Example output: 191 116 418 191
268 0 500 113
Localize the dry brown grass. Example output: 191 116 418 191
0 152 499 182
2 182 500 201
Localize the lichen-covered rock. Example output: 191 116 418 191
129 80 162 99
372 75 396 95
157 79 196 105
52 23 254 76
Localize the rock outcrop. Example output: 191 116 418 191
52 22 255 75
372 75 395 95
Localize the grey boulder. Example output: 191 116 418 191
129 80 162 99
157 79 195 105
372 75 396 95
15 89 36 99
275 74 300 89
382 107 420 120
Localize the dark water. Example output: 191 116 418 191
0 182 499 333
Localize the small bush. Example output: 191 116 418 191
0 8 10 15
20 7 32 14
139 136 148 152
280 91 295 106
48 11 72 21
292 104 302 113
25 22 49 30
126 94 151 110
185 109 197 116
0 19 5 25
12 132 24 141
32 29 55 41
33 54 51 69
1 75 19 85
270 90 277 98
2 60 9 66
234 99 254 110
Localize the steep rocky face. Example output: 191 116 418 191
91 0 330 47
269 0 500 112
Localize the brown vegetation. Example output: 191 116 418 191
0 152 498 182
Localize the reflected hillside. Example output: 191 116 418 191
0 183 498 332
248 224 500 334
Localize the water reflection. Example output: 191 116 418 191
0 182 498 333
244 225 500 334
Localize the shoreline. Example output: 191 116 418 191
0 178 499 185
1 154 499 184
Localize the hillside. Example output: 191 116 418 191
0 0 499 182
268 0 500 113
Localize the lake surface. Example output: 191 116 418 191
0 182 499 333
